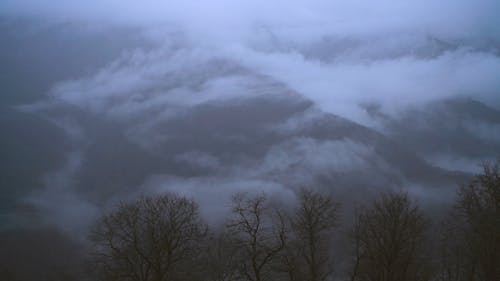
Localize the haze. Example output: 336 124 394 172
0 1 499 280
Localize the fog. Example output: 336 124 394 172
0 2 499 277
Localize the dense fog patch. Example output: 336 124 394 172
0 1 499 268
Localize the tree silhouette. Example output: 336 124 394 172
227 193 286 281
280 188 339 281
88 193 207 281
440 161 500 281
349 192 431 281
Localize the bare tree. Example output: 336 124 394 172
227 192 286 281
440 161 500 281
88 193 207 281
201 231 240 281
349 192 431 281
281 188 339 281
437 220 469 281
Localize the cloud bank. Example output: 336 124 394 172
1 0 500 233
7 0 495 124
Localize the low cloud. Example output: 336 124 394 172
142 175 297 226
1 0 499 234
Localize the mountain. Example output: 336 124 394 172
376 97 500 172
0 18 497 231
